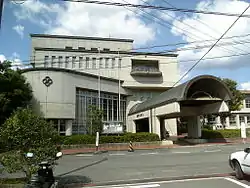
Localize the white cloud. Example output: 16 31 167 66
13 25 24 38
13 0 156 46
169 0 250 73
240 82 250 90
0 53 31 70
0 54 6 63
158 11 176 21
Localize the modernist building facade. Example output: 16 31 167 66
22 34 179 137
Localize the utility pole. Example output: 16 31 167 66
117 49 121 123
98 47 101 110
0 0 4 29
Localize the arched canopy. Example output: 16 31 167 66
128 75 232 115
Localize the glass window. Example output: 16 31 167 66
113 99 118 121
65 56 69 68
105 58 109 68
118 58 122 68
79 56 83 68
92 58 97 69
240 116 245 123
72 56 76 68
99 58 103 69
108 99 112 121
111 58 115 69
246 98 250 108
86 57 90 69
230 115 236 124
51 56 56 67
247 116 250 123
44 56 49 67
58 56 63 68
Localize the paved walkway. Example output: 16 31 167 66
61 141 246 155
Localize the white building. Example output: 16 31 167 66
22 34 180 137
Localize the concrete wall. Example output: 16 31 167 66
23 70 128 119
31 36 179 88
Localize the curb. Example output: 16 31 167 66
63 172 235 187
62 142 247 155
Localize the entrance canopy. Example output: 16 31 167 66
129 75 232 115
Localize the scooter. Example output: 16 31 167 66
24 151 63 188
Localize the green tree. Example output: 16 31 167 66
0 60 32 125
221 78 245 111
0 108 60 179
86 105 103 135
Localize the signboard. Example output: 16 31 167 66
241 122 247 139
103 122 123 134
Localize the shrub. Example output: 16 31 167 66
61 132 160 145
202 129 242 139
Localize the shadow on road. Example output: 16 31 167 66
57 175 92 188
57 157 108 177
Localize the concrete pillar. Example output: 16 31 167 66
165 118 177 136
152 109 161 139
149 110 152 133
187 116 202 138
245 116 248 127
236 114 240 129
65 120 73 136
226 117 230 128
215 116 221 125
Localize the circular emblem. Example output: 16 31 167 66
42 76 53 87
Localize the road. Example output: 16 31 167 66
54 143 250 186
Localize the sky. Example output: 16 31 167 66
1 0 250 89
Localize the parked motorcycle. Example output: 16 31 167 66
24 151 63 188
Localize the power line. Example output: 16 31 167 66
173 4 250 86
61 0 250 18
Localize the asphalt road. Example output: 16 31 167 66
54 143 250 186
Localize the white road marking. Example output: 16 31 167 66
109 153 126 156
111 184 160 188
204 149 221 153
84 176 224 188
171 151 191 154
224 177 250 188
75 154 93 157
140 152 158 155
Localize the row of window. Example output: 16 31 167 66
245 98 250 108
44 55 122 69
65 46 111 52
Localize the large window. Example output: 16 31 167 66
74 89 127 134
246 98 250 108
44 56 49 67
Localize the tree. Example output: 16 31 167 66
0 60 32 125
221 78 245 111
86 105 103 135
0 108 60 179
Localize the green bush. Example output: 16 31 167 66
202 129 243 139
61 132 160 145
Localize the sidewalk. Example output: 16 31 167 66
61 140 246 155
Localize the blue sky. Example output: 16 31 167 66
1 0 250 89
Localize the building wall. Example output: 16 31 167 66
31 36 179 89
22 69 128 120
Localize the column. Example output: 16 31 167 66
65 120 73 136
236 114 240 129
149 110 152 133
187 116 201 138
225 117 230 128
245 116 248 127
215 116 221 125
152 109 161 139
165 119 177 136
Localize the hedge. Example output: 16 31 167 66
61 132 160 145
202 128 250 139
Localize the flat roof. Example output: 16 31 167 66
34 47 178 57
21 67 124 83
30 33 134 43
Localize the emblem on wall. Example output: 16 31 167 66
42 76 53 87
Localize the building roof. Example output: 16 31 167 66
128 75 233 115
239 90 250 94
34 47 178 57
21 67 124 83
30 33 134 43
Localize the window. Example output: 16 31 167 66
51 56 56 67
118 58 122 68
65 56 69 68
58 56 63 68
246 98 250 108
92 58 97 69
111 58 115 69
240 116 245 123
78 47 85 50
91 48 98 51
59 120 66 136
230 115 236 124
44 56 49 67
72 56 76 68
103 48 110 51
79 57 83 68
86 57 90 69
99 58 103 69
65 46 72 49
247 116 250 123
105 58 109 68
